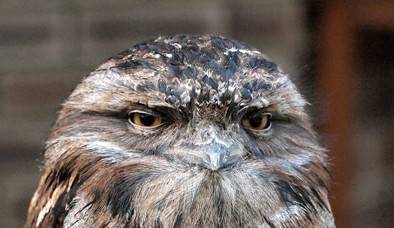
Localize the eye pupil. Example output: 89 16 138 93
139 113 155 126
249 116 262 128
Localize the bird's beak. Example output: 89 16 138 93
168 140 244 171
166 123 245 171
200 141 243 171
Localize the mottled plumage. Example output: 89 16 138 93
26 34 334 227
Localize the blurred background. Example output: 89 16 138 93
0 0 393 227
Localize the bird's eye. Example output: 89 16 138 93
128 111 162 128
242 112 271 131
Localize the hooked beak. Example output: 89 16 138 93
169 140 244 171
202 141 243 171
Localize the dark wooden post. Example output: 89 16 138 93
317 1 355 227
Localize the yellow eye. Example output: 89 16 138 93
129 112 162 128
242 113 271 131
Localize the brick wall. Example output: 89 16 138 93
0 1 306 227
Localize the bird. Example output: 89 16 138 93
26 34 334 227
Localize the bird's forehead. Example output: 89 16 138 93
95 35 291 108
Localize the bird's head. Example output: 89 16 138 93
30 35 333 227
